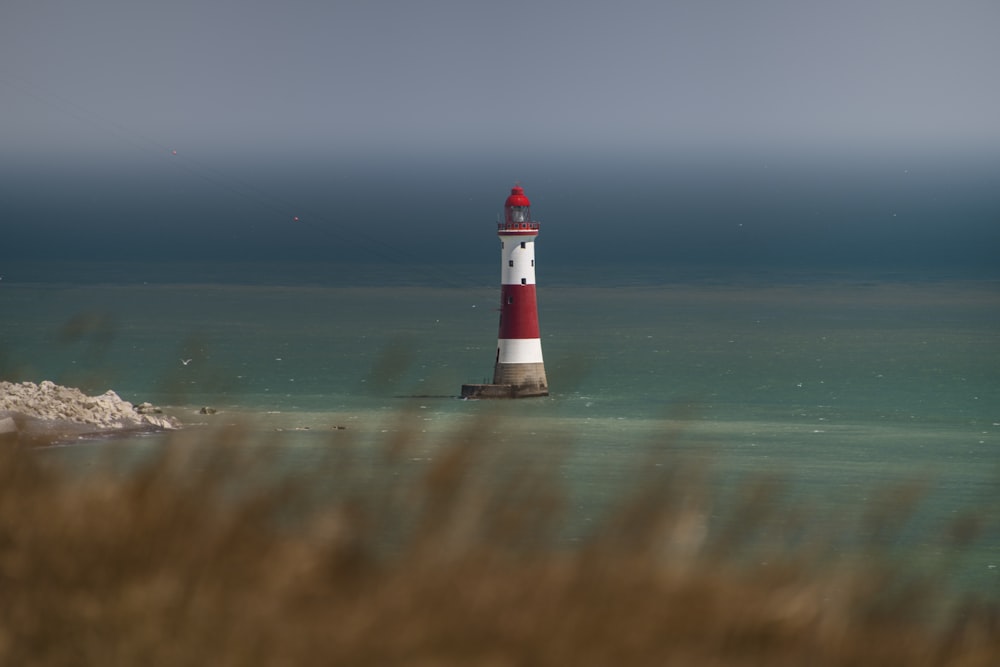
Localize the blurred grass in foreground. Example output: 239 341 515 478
1 417 997 666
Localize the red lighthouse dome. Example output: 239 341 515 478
502 185 538 231
505 185 531 208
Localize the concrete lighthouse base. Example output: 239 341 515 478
462 362 548 399
493 361 547 388
460 383 549 399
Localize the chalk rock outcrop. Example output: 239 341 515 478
0 380 179 444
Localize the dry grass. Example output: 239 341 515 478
0 419 997 666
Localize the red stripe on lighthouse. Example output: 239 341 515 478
498 284 540 340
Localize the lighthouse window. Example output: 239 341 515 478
511 207 528 222
521 278 526 285
508 260 513 267
531 259 535 267
520 242 526 249
507 296 514 305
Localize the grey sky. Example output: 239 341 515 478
3 0 998 161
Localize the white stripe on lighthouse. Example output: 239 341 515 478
497 337 544 364
500 237 537 285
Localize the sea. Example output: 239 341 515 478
1 257 998 598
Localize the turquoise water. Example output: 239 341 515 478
2 261 998 594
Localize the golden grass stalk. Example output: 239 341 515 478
0 418 996 666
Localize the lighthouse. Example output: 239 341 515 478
462 185 549 399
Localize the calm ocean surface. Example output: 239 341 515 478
2 260 998 594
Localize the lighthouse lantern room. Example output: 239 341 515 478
462 185 549 399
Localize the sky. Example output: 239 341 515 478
1 0 998 273
3 0 999 158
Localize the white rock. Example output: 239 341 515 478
0 380 179 436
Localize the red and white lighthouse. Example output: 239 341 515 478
462 185 549 399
